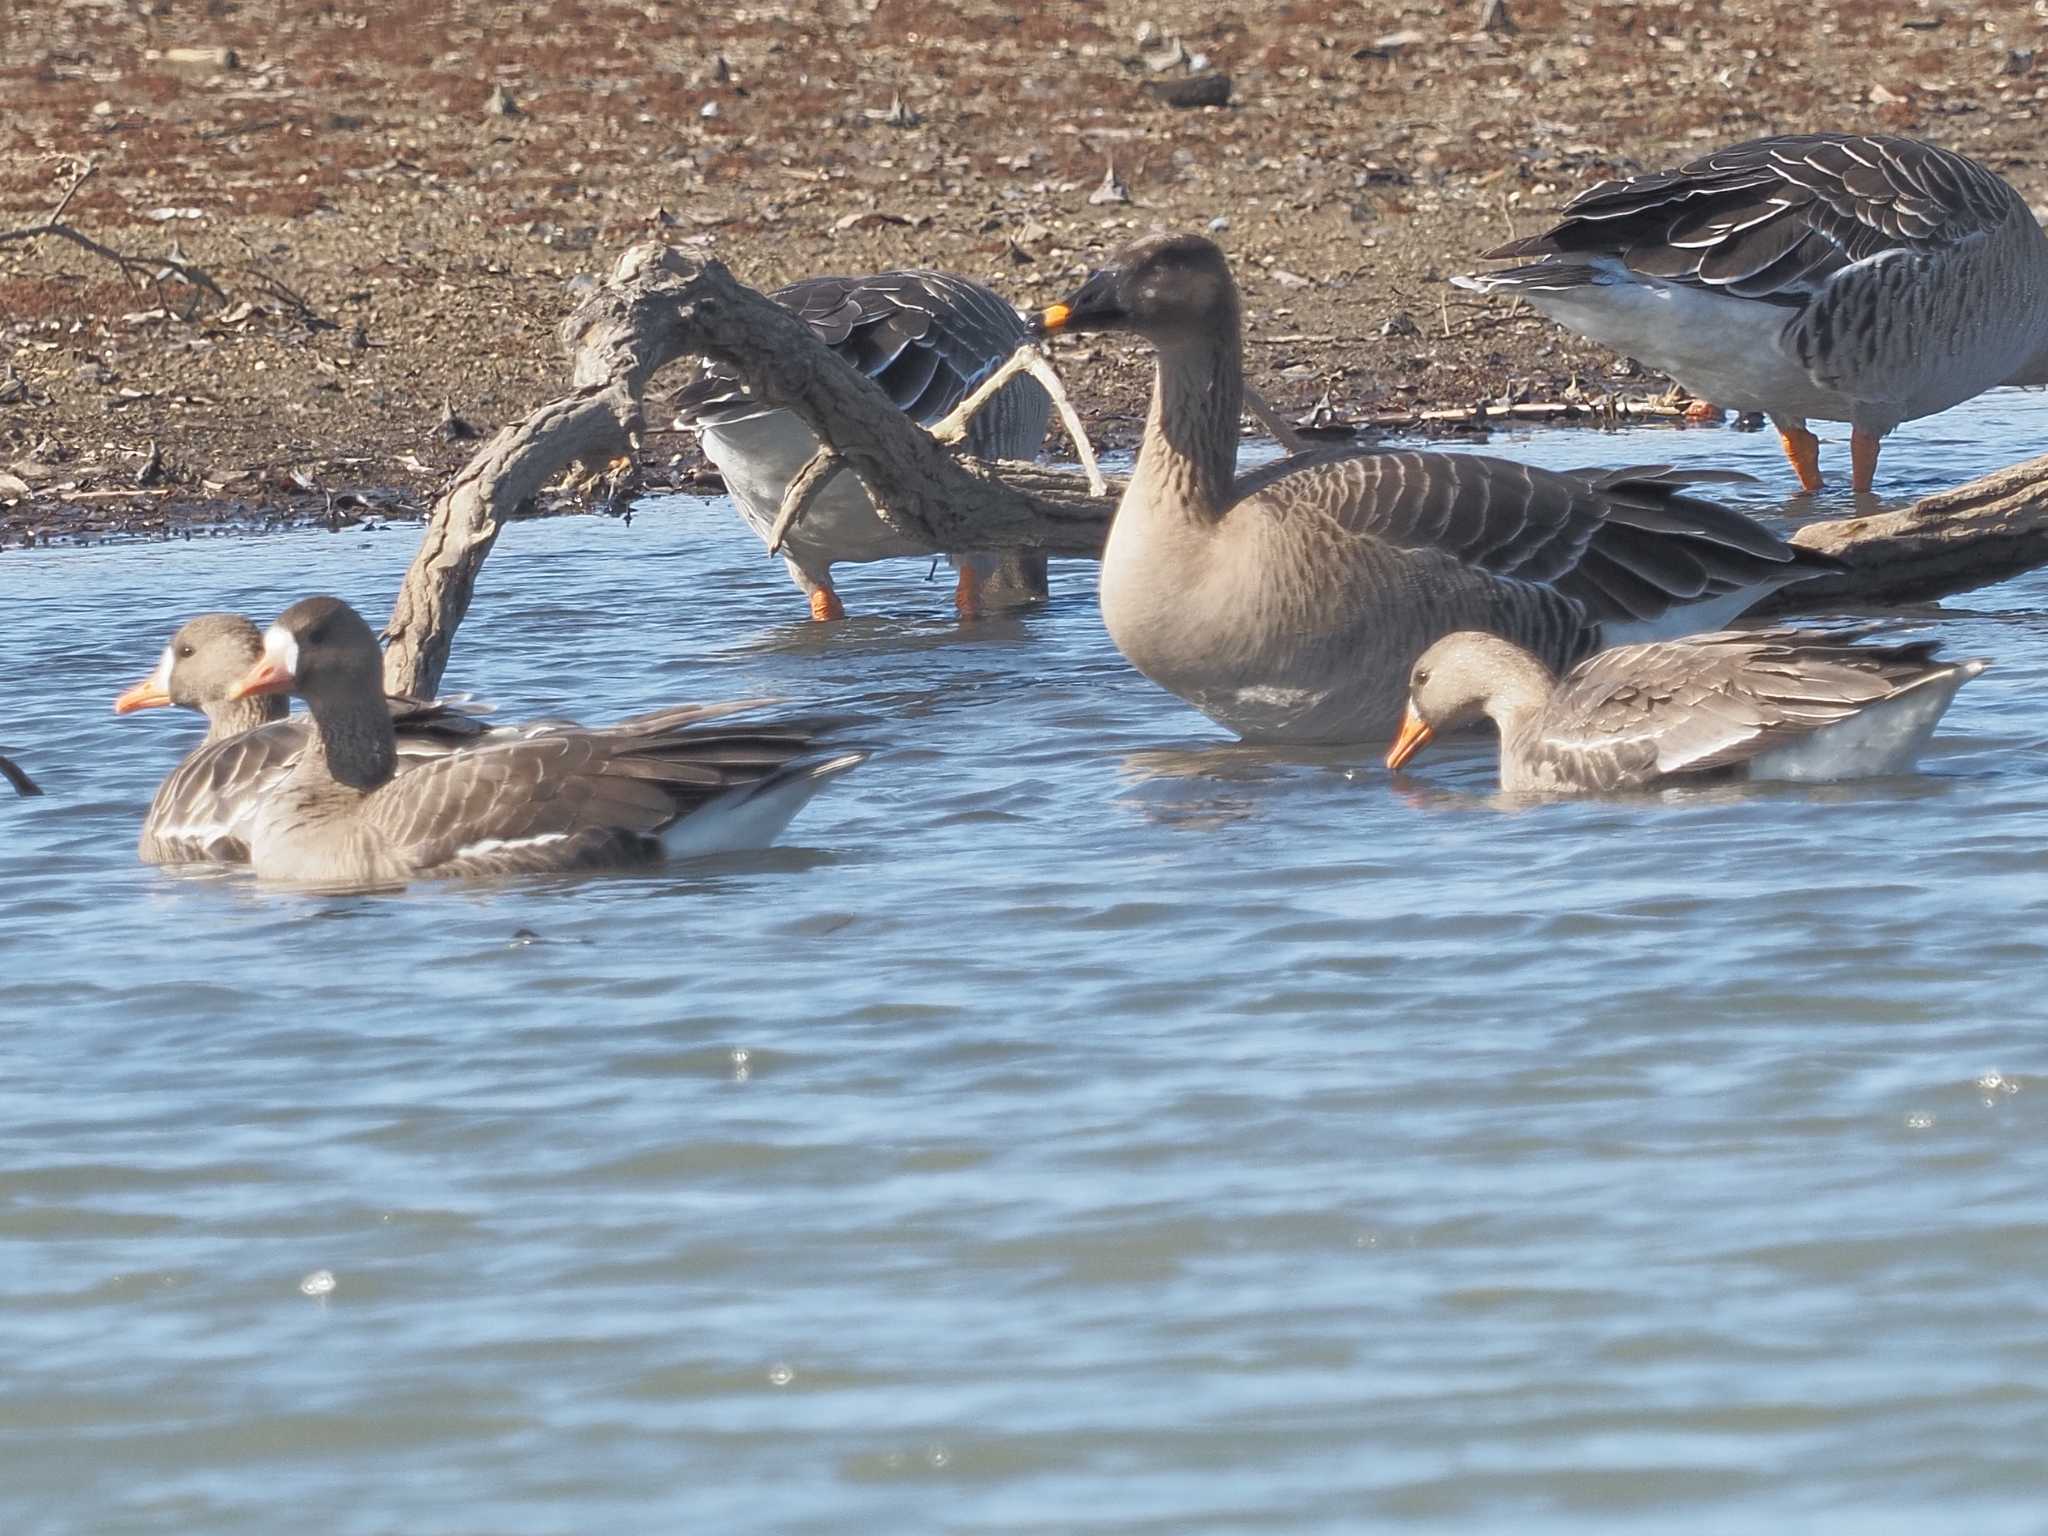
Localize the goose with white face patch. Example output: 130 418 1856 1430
1386 627 1987 794
1032 233 1839 746
673 269 1052 621
223 596 864 886
114 612 496 865
1453 134 2048 494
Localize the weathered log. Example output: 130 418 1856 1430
1770 451 2048 610
382 243 1120 697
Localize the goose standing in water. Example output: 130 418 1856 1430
1454 134 2048 494
222 597 863 886
1032 234 1837 745
1387 628 1986 792
114 612 494 865
674 270 1051 621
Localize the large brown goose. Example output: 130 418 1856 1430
1454 134 2048 493
223 597 863 886
1032 234 1838 745
113 612 493 865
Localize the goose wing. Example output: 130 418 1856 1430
1235 450 1823 630
673 271 1039 452
142 717 311 863
1485 134 2018 306
140 698 506 865
1535 629 1955 785
359 703 846 874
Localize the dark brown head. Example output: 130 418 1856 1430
228 596 384 706
1032 233 1239 345
114 613 271 718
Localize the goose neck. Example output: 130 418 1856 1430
303 689 398 791
201 693 286 744
1134 325 1243 522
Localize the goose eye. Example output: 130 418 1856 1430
176 644 194 658
1413 668 1430 688
304 624 327 646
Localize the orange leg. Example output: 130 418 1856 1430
808 587 846 622
1682 399 1724 424
1778 425 1823 493
954 562 983 621
1850 429 1882 495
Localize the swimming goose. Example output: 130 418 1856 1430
1032 233 1837 745
1387 628 1985 792
1453 134 2048 494
114 612 495 865
674 269 1052 620
223 596 863 886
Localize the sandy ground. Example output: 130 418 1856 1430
6 0 2048 542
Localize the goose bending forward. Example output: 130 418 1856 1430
674 270 1051 620
114 612 498 864
1032 234 1837 745
221 597 863 886
1387 628 1985 793
1454 134 2048 494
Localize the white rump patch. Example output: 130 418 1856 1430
262 624 300 678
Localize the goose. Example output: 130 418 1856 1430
1387 628 1986 793
113 612 497 865
1031 233 1838 745
673 269 1052 620
1452 133 2048 494
221 597 863 886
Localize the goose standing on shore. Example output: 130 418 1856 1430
1454 134 2048 494
222 597 862 886
1032 234 1837 745
1387 628 1986 792
113 612 494 864
674 270 1051 621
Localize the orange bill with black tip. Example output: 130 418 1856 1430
1385 708 1435 772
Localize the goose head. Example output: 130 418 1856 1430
1033 233 1238 345
114 612 269 716
228 596 383 707
1387 631 1548 771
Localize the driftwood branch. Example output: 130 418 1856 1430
380 238 2048 702
766 445 847 554
382 243 1121 697
927 343 1109 498
0 160 227 312
1769 451 2048 610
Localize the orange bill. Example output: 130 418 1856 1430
1385 708 1435 772
1038 301 1072 333
112 674 172 714
227 656 294 700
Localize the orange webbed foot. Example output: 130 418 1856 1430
808 588 846 622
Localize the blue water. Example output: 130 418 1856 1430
4 399 2047 1533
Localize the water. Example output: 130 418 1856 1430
5 400 2048 1533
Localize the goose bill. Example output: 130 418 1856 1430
113 674 172 714
227 656 295 701
1385 709 1435 771
1033 301 1072 336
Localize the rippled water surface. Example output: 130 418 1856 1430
6 401 2048 1534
